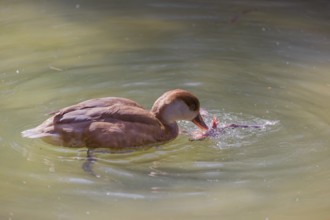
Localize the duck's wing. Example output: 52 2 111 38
51 97 148 124
50 97 143 115
53 102 161 127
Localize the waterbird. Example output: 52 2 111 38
22 89 208 149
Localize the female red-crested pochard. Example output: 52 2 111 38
22 89 208 148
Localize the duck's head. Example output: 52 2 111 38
151 89 208 130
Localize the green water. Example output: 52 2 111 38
1 0 330 219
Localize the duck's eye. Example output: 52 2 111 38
189 103 196 111
187 101 199 111
179 95 199 111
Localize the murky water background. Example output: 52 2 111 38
1 0 330 219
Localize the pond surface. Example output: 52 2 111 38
1 0 330 219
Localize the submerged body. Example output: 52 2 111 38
22 89 208 148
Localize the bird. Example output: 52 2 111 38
22 89 208 149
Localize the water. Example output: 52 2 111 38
1 0 330 219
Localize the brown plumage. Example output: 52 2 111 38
22 89 208 148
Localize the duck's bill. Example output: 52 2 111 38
192 114 208 130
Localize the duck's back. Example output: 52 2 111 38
22 97 171 148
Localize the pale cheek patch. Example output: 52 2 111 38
162 100 197 123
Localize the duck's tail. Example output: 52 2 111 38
21 128 48 138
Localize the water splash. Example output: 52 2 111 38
180 109 279 149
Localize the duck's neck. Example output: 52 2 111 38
156 122 179 144
151 101 181 141
151 111 179 142
163 122 179 139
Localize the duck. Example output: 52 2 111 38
22 89 208 148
